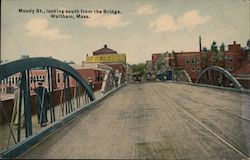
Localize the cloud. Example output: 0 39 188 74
177 10 211 29
136 4 156 15
84 14 129 30
25 18 70 40
149 15 177 32
150 10 211 33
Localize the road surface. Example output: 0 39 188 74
19 82 250 159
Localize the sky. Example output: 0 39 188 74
1 0 250 65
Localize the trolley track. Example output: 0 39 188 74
18 83 249 159
151 83 249 159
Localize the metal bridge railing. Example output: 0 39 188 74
0 58 95 155
100 70 119 94
172 66 246 91
172 68 192 83
195 66 244 90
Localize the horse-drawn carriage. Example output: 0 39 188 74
131 72 142 83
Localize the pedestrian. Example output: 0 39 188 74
34 80 48 127
87 77 94 90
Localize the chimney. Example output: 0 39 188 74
233 41 236 45
104 44 107 48
199 36 202 52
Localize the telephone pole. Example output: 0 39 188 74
0 0 2 65
199 36 202 52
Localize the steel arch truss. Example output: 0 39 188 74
101 70 118 94
173 68 192 83
0 57 95 152
0 57 95 100
195 66 243 90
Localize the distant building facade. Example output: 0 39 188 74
151 53 162 72
175 41 248 82
147 40 250 89
146 60 153 74
84 44 127 77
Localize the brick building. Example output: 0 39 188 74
146 60 153 74
151 53 162 72
175 52 202 82
173 41 248 82
148 41 250 86
85 44 127 77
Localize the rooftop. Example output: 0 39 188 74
93 45 117 56
233 62 250 75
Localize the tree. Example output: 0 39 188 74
131 63 146 76
202 47 208 67
211 41 218 52
21 55 29 59
220 43 225 52
211 41 219 64
218 43 226 63
68 61 76 64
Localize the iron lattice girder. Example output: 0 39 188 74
0 57 95 101
195 66 244 90
100 70 118 94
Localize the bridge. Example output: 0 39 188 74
0 58 250 159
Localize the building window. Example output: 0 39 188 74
229 57 233 63
57 73 61 83
12 77 15 85
197 67 201 72
225 56 228 62
196 57 200 64
15 77 18 84
191 57 195 64
186 58 190 64
225 66 233 71
191 67 195 72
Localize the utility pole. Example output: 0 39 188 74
0 0 2 106
199 36 202 52
0 0 2 65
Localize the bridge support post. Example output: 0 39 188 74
17 80 23 142
22 70 32 137
50 68 56 122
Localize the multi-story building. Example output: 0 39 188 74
146 60 153 74
151 53 162 72
84 44 127 78
148 40 250 89
175 51 202 82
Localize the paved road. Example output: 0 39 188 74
20 82 250 159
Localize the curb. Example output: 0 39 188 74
173 81 250 94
